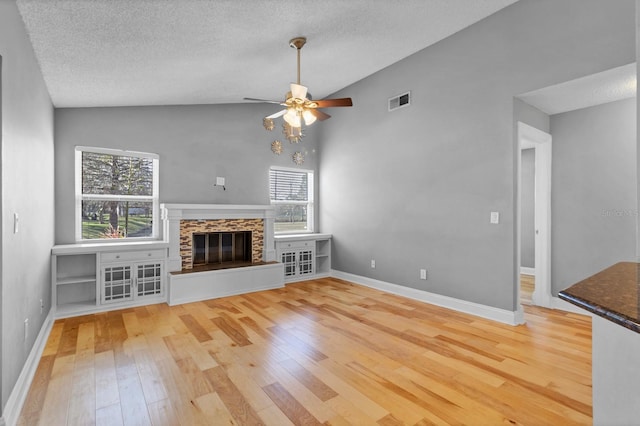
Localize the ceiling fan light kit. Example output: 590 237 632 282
245 36 353 132
246 36 352 164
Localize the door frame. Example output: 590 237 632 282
517 121 552 310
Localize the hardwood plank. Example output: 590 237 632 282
133 349 168 404
267 325 327 362
114 343 152 425
278 358 338 401
42 321 64 356
203 365 264 425
37 354 75 426
146 398 180 426
68 323 97 425
211 313 252 347
175 356 214 398
95 350 121 409
96 403 124 426
18 354 55 425
179 313 212 343
262 381 323 426
18 278 593 425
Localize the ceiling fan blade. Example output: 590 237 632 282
314 98 353 108
290 83 308 100
266 109 287 119
243 97 284 105
308 108 331 121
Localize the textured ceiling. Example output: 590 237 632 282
16 0 519 108
518 63 637 115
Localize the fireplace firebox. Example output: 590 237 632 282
192 231 252 267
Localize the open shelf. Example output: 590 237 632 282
53 252 98 314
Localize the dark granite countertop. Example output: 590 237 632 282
558 262 640 333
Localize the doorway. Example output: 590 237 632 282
517 122 552 310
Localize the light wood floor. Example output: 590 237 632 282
19 277 592 425
520 274 535 305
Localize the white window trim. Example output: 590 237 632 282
269 166 314 234
75 146 160 242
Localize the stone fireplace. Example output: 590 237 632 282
161 204 282 305
162 204 277 272
179 219 264 270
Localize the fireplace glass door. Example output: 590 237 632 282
192 231 252 267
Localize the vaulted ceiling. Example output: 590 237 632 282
16 0 519 108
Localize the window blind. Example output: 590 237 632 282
269 169 309 201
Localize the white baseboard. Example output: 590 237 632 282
1 309 54 426
331 270 523 326
520 267 535 276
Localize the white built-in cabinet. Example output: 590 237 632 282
52 242 168 318
274 234 331 282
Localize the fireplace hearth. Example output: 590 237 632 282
161 204 283 305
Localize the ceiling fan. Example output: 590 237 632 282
244 37 353 128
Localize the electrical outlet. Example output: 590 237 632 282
420 269 427 280
371 259 376 269
24 318 29 341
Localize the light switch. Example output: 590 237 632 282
14 213 19 233
490 211 500 224
215 177 225 186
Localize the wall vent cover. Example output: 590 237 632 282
388 91 411 111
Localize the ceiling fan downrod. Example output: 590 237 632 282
289 37 306 85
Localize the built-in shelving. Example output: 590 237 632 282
53 253 98 315
51 241 169 318
274 234 331 282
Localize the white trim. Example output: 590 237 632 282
1 309 54 426
517 122 553 310
75 145 159 159
269 167 314 234
331 270 523 326
75 146 160 241
520 266 535 276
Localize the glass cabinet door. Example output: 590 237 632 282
102 265 133 304
281 251 297 277
136 262 163 298
298 250 314 276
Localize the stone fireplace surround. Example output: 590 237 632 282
161 204 282 305
180 219 264 270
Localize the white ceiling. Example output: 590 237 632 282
16 0 520 108
518 63 637 115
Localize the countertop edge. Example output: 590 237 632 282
559 290 640 333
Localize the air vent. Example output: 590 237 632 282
388 91 411 111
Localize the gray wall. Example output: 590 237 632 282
0 0 55 415
54 105 320 244
551 98 637 292
520 149 535 269
318 0 635 311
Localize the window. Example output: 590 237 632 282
75 146 159 241
269 167 314 233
